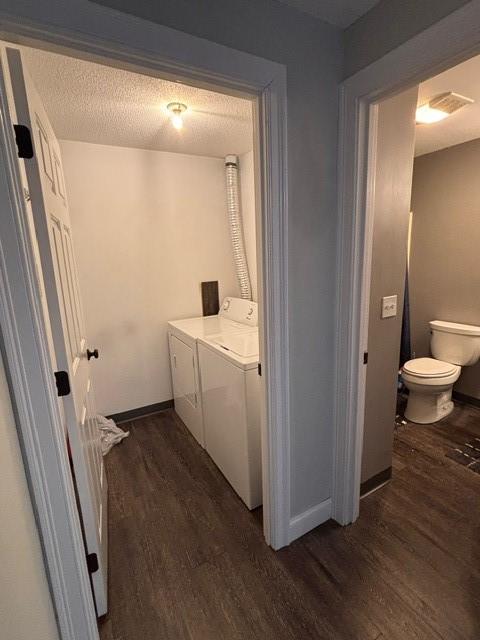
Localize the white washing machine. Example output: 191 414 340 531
198 328 262 510
168 298 257 447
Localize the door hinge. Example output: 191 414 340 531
258 362 262 376
363 352 369 365
13 124 34 159
54 370 71 397
86 552 99 574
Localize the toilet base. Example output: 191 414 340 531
404 388 454 424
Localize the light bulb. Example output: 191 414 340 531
167 103 187 131
415 105 449 124
171 113 183 130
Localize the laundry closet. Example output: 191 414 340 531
3 40 263 618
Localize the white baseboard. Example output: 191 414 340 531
288 498 332 543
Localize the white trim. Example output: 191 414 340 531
258 82 290 549
333 1 480 525
288 499 332 543
0 3 290 639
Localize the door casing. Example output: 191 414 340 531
0 4 289 640
333 1 480 526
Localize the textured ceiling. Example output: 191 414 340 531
416 54 480 157
275 0 380 27
21 47 253 158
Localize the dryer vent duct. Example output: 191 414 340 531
225 155 252 300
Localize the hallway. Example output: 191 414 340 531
100 408 480 640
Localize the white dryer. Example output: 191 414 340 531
198 328 261 510
168 298 257 447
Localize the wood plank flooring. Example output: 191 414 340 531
100 406 480 640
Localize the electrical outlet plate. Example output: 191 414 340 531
382 295 397 318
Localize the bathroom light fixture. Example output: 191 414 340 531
167 102 187 130
416 92 474 124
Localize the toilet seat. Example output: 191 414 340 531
402 357 461 387
403 357 458 378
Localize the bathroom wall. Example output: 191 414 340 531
410 137 480 400
61 140 255 416
0 349 59 640
362 86 418 485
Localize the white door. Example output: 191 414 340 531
4 47 108 616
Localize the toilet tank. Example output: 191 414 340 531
430 320 480 366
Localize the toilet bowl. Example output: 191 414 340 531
402 357 461 423
401 320 480 424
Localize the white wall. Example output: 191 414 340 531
61 140 246 416
0 352 59 640
239 151 257 302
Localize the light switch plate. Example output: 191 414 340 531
381 295 398 318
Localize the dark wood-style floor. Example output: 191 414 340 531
100 405 480 640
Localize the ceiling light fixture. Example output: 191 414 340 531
167 102 187 130
416 92 474 124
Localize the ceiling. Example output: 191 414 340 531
21 47 253 159
275 0 380 27
415 54 480 157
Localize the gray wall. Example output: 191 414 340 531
410 138 480 400
92 0 342 515
362 86 418 484
343 0 470 78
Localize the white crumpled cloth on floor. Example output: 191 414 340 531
97 415 129 456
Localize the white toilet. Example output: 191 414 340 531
402 320 480 424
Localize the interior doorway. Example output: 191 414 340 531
334 1 480 526
0 17 289 640
361 54 480 499
3 35 265 615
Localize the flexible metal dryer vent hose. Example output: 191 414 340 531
225 155 252 300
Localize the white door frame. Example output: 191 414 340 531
0 3 289 640
333 1 480 525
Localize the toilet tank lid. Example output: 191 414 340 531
430 320 480 336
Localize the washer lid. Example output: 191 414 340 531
211 330 259 358
168 315 250 341
403 357 458 378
